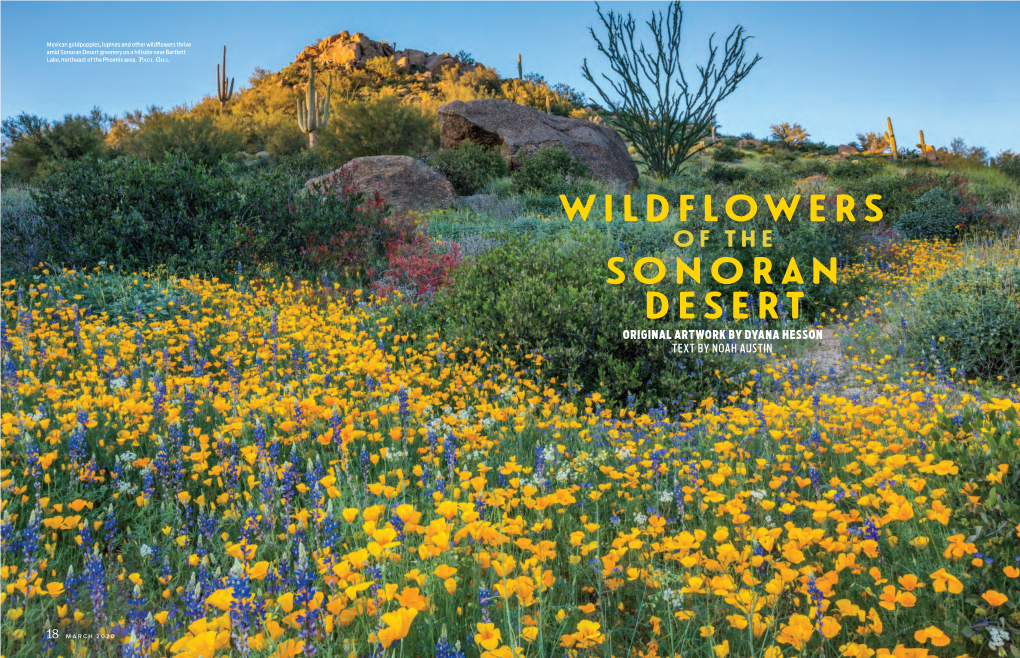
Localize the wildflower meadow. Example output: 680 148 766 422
1 233 1018 658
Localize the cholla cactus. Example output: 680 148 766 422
297 58 331 149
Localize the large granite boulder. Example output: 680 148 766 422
838 144 860 156
438 99 638 186
306 155 456 212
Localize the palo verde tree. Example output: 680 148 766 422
582 1 761 179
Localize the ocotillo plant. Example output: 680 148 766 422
297 58 332 149
517 54 523 80
216 46 235 109
884 117 898 160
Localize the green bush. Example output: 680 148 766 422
30 153 390 277
829 158 885 182
1 110 110 183
423 230 739 407
897 187 963 240
326 95 438 161
511 145 590 195
133 114 245 165
429 142 508 195
839 175 915 223
0 188 46 276
711 145 745 163
906 264 1020 382
704 163 748 185
993 150 1020 182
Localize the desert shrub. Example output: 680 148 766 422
428 142 508 195
972 182 1015 207
0 188 47 276
897 187 964 240
132 114 245 165
423 230 739 407
29 153 390 277
510 145 590 195
906 264 1020 382
326 95 438 161
704 163 748 185
365 56 399 81
769 122 809 145
1 110 111 183
992 150 1020 182
839 175 915 223
372 227 462 298
273 148 341 181
741 165 792 193
711 145 744 162
829 158 885 182
786 157 831 178
262 116 309 157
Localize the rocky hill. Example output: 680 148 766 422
286 30 477 76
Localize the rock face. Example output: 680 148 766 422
306 156 456 212
838 144 860 156
293 30 474 74
736 138 762 149
438 100 638 186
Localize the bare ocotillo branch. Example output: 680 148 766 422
582 1 761 179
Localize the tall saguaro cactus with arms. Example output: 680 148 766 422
216 45 234 109
297 58 332 149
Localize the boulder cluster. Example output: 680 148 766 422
292 30 475 74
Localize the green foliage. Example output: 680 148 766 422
0 188 46 276
131 113 245 165
711 145 745 163
510 145 589 195
424 230 739 407
365 56 399 81
839 175 916 223
28 153 388 277
262 116 309 157
932 403 1020 545
499 78 584 116
828 158 886 182
897 187 963 240
704 163 748 185
992 150 1020 183
907 264 1020 382
36 268 202 321
1 110 110 183
428 142 508 195
326 95 438 161
769 122 809 145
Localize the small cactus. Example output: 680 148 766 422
297 58 331 149
517 53 523 81
216 46 234 109
884 117 898 160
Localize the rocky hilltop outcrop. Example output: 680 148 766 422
291 30 475 74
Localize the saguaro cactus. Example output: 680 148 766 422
297 58 331 149
216 46 235 109
917 130 937 161
884 117 898 160
517 54 523 80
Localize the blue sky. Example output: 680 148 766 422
2 1 1018 153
